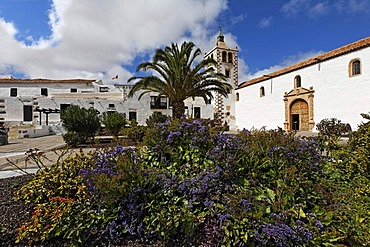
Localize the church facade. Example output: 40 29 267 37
236 36 370 132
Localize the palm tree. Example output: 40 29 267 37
127 41 231 119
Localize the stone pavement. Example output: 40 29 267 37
0 135 69 178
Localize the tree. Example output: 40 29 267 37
146 112 168 128
60 105 100 145
128 41 231 119
102 111 127 139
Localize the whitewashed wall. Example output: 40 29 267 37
0 81 214 126
236 47 370 131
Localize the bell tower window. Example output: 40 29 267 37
228 52 233 63
225 69 230 78
222 51 227 62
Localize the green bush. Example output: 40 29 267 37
316 118 348 155
16 151 102 245
61 105 100 146
145 112 168 128
101 111 127 139
61 131 80 147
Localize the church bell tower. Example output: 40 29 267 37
204 27 238 130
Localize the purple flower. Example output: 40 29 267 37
219 213 231 227
166 131 181 143
240 199 251 212
314 220 324 230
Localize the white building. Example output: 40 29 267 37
236 36 370 132
0 77 213 127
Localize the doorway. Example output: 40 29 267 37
290 99 309 131
292 114 299 130
193 107 201 118
23 105 33 122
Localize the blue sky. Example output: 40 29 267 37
0 0 369 84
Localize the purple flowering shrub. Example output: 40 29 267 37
79 146 155 244
16 118 370 246
138 120 325 246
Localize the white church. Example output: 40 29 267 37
0 32 369 132
235 35 370 132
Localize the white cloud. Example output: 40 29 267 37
335 0 370 14
0 0 230 83
281 0 310 17
245 50 323 82
308 2 330 18
258 16 273 29
230 14 247 25
280 50 324 66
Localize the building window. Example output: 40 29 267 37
108 103 115 108
222 51 227 62
294 75 301 88
193 107 201 118
70 88 77 93
349 59 361 76
10 88 17 97
150 96 167 109
41 88 48 96
225 69 230 78
60 104 71 112
129 111 137 121
228 52 233 63
260 86 265 97
211 54 214 60
227 87 232 94
100 87 109 92
236 92 239 101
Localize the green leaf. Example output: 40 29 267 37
266 187 275 201
299 208 306 218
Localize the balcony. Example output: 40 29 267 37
150 102 167 110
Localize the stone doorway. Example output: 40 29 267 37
290 99 309 131
284 86 315 132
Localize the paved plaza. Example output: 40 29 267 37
0 135 68 178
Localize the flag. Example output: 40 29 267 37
112 75 118 80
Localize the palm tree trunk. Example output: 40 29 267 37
172 101 185 119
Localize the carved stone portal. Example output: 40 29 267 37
284 87 315 132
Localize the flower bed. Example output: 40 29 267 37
3 118 369 246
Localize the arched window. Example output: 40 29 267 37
225 69 230 78
349 59 361 77
260 86 265 97
236 92 239 101
228 52 233 63
294 75 301 88
222 51 227 62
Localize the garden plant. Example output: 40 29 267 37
13 115 370 246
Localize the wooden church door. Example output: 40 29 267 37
290 99 309 131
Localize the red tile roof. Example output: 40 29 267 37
0 78 96 84
238 36 370 89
